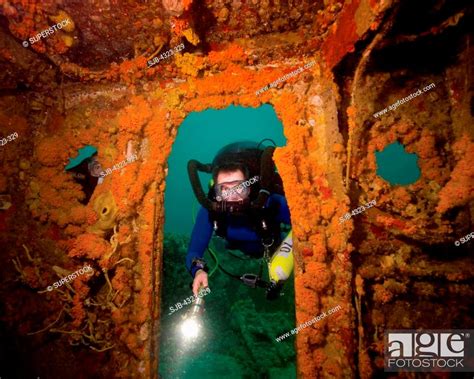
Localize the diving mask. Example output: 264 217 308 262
215 179 250 202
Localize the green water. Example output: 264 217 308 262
375 141 421 185
159 234 296 379
160 105 296 378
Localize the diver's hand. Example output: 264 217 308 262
192 269 208 296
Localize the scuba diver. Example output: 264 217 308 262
185 140 293 301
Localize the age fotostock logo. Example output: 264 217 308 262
385 330 474 372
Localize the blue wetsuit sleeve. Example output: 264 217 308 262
185 206 214 278
267 194 292 225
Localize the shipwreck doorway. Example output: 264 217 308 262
159 104 297 378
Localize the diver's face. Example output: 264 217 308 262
216 170 248 201
217 170 245 184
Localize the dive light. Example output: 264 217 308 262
179 290 206 341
